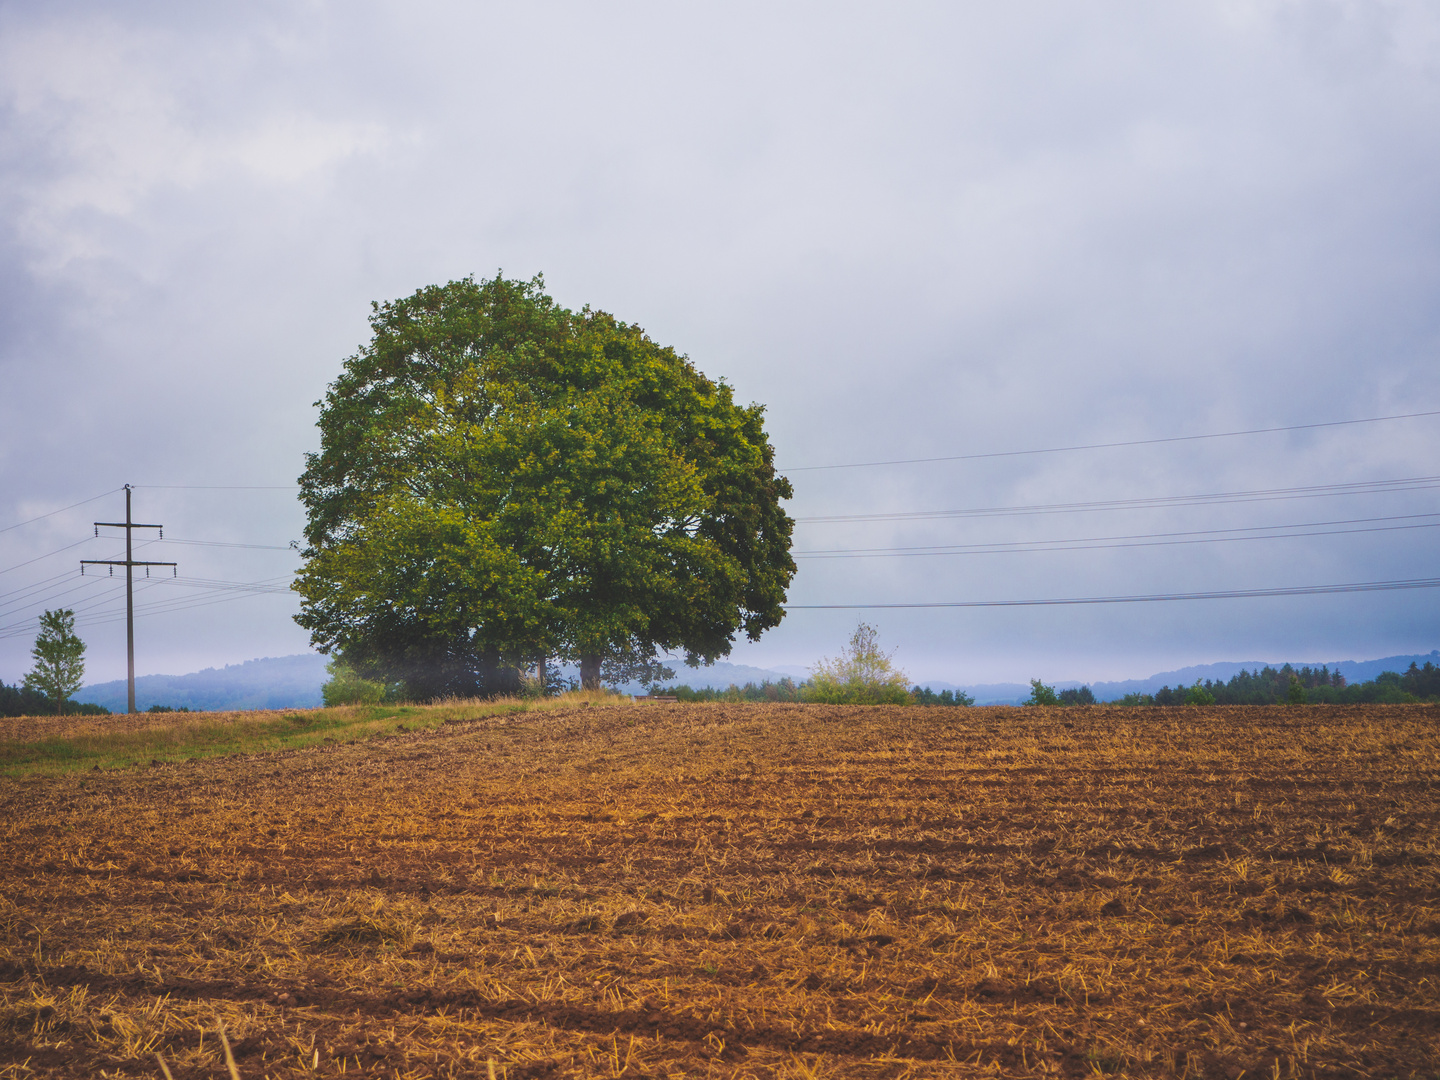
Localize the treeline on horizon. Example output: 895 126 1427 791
0 681 110 718
661 661 1440 707
1121 661 1440 706
4 662 1439 717
658 678 976 706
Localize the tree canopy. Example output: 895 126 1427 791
294 274 796 697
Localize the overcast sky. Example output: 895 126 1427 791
2 1 1438 688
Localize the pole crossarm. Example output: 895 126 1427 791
81 560 177 567
95 522 162 530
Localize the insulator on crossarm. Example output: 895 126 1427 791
94 526 98 537
159 529 163 538
146 567 149 578
109 566 113 576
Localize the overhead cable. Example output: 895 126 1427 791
794 475 1440 525
0 489 123 535
0 536 97 577
784 576 1440 609
793 513 1440 559
157 537 296 551
782 409 1440 472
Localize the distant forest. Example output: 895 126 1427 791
1126 661 1440 706
0 681 109 718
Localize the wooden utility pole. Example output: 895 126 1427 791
81 485 176 714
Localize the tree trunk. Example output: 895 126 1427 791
580 653 602 691
536 656 547 695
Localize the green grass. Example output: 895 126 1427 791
0 690 627 776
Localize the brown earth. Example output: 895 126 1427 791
1 702 1437 1078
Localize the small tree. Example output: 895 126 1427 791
803 622 911 704
1026 679 1058 706
23 609 86 715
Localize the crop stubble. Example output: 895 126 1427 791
0 702 1437 1078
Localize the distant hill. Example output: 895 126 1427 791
69 648 1438 712
75 655 328 713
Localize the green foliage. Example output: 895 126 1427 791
665 678 803 703
146 704 190 714
0 680 107 718
1184 682 1217 706
802 623 912 705
911 685 975 707
1120 662 1437 706
1400 661 1440 698
295 274 795 700
0 692 627 776
1026 679 1059 706
1115 692 1153 707
0 680 54 718
321 659 389 706
1286 674 1308 705
22 609 86 714
1057 685 1096 706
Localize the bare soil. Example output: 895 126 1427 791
1 702 1436 1078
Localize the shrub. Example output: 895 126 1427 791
322 659 388 706
1026 679 1058 706
801 622 912 705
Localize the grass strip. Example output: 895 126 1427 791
0 690 626 776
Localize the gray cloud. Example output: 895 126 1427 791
2 1 1438 686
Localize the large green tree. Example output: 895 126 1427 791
294 274 796 697
23 608 86 714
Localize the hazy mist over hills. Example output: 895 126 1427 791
71 650 1440 711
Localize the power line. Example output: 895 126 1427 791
22 577 295 636
0 580 131 639
0 538 287 633
794 475 1440 525
0 536 95 577
0 576 107 620
133 484 299 490
0 488 123 535
781 409 1440 472
163 574 294 595
793 512 1440 559
0 568 80 606
783 576 1440 609
0 574 295 641
157 537 296 550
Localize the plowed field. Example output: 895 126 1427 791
2 702 1437 1079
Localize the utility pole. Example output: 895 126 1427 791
81 485 176 714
